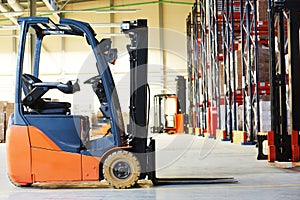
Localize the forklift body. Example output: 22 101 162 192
6 17 150 188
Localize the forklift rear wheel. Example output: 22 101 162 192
103 150 141 189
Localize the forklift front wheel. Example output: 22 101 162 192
103 150 141 189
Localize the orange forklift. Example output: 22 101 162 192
6 17 235 189
152 94 185 134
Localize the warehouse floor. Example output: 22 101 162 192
1 134 299 200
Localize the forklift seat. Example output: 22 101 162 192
22 74 71 114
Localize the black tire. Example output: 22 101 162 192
103 150 141 189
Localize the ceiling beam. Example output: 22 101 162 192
42 0 60 20
0 1 18 25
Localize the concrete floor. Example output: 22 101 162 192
1 134 299 200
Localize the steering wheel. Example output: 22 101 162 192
84 75 102 84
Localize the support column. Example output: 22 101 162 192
159 0 167 93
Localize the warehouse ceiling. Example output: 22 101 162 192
0 0 127 26
0 0 93 9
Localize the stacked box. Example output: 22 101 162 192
238 105 244 130
0 101 7 142
0 102 14 142
235 49 243 89
257 0 268 22
0 126 4 142
0 112 5 142
260 95 271 101
0 101 6 113
260 100 271 131
235 42 270 85
6 103 14 118
257 0 269 40
217 21 223 52
5 103 14 133
233 22 240 38
258 45 270 82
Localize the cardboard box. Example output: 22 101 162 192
0 112 5 124
0 101 7 113
4 103 14 131
235 49 243 88
258 0 269 21
258 45 270 82
260 95 271 101
0 123 4 142
5 109 13 128
238 105 244 130
6 102 14 110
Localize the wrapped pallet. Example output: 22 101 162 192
260 100 271 132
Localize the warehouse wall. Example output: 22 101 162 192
0 31 16 102
0 0 193 125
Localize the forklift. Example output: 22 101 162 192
152 94 185 134
6 17 235 189
152 76 187 134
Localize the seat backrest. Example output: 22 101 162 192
22 74 48 108
22 74 71 115
22 74 42 95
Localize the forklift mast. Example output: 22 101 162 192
268 0 300 162
121 20 149 154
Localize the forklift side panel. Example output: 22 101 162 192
82 155 100 181
28 126 61 151
25 115 83 153
6 125 32 185
31 148 82 182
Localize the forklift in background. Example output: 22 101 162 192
6 17 235 189
152 76 188 134
152 94 184 134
